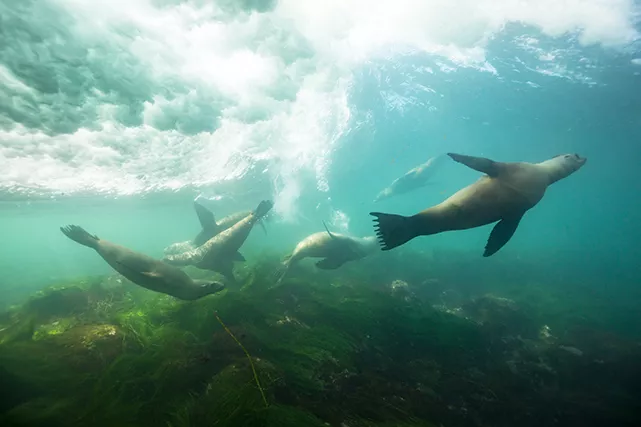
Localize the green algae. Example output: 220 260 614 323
0 255 640 427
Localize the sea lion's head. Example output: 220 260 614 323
373 188 392 203
544 153 587 184
194 280 226 298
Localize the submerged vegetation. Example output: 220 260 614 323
0 251 640 427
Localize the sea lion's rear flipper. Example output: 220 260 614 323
60 225 100 249
232 251 246 262
322 220 336 239
447 153 501 177
315 257 347 270
253 200 274 219
194 201 218 231
483 214 524 257
258 218 268 234
370 212 417 251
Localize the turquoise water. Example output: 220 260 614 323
2 1 640 297
1 1 641 424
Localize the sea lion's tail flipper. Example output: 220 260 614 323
253 200 274 219
194 201 218 232
369 212 417 251
447 153 500 177
483 214 524 257
232 251 246 262
60 225 100 249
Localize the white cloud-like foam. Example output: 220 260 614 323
0 0 638 221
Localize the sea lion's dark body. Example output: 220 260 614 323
61 225 225 300
371 153 587 256
163 200 274 284
164 203 265 255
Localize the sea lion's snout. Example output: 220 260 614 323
200 281 225 295
559 153 586 172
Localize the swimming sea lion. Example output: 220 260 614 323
163 202 268 255
162 200 274 284
370 152 587 256
60 225 225 300
275 221 380 283
374 155 445 203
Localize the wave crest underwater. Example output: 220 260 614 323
0 0 639 221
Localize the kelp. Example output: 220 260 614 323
0 253 640 427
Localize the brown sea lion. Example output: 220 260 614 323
162 200 274 284
60 225 225 300
370 152 587 256
163 202 268 255
374 154 445 203
275 221 380 284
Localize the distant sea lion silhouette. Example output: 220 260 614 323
162 200 274 285
374 155 445 203
275 221 380 284
370 152 587 256
60 225 225 300
163 201 268 255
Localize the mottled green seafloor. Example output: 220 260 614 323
1 250 640 427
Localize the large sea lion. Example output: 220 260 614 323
275 222 380 284
60 225 225 301
370 152 587 256
162 200 274 284
163 202 268 255
374 155 445 203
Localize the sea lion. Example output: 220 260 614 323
162 200 274 284
60 225 225 301
275 221 380 284
163 202 268 255
370 152 587 256
374 155 445 203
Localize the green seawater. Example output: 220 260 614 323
2 1 641 426
1 207 640 427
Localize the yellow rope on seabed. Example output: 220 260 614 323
214 311 269 408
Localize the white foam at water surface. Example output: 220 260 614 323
0 0 638 222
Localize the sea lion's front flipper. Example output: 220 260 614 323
447 153 501 177
194 201 218 231
315 257 347 270
483 214 524 257
232 251 246 262
221 264 237 287
322 220 336 239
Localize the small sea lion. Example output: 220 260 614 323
275 221 380 283
60 225 225 301
374 155 445 203
163 202 268 255
162 200 274 284
370 152 587 256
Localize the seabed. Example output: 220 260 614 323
1 250 639 427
